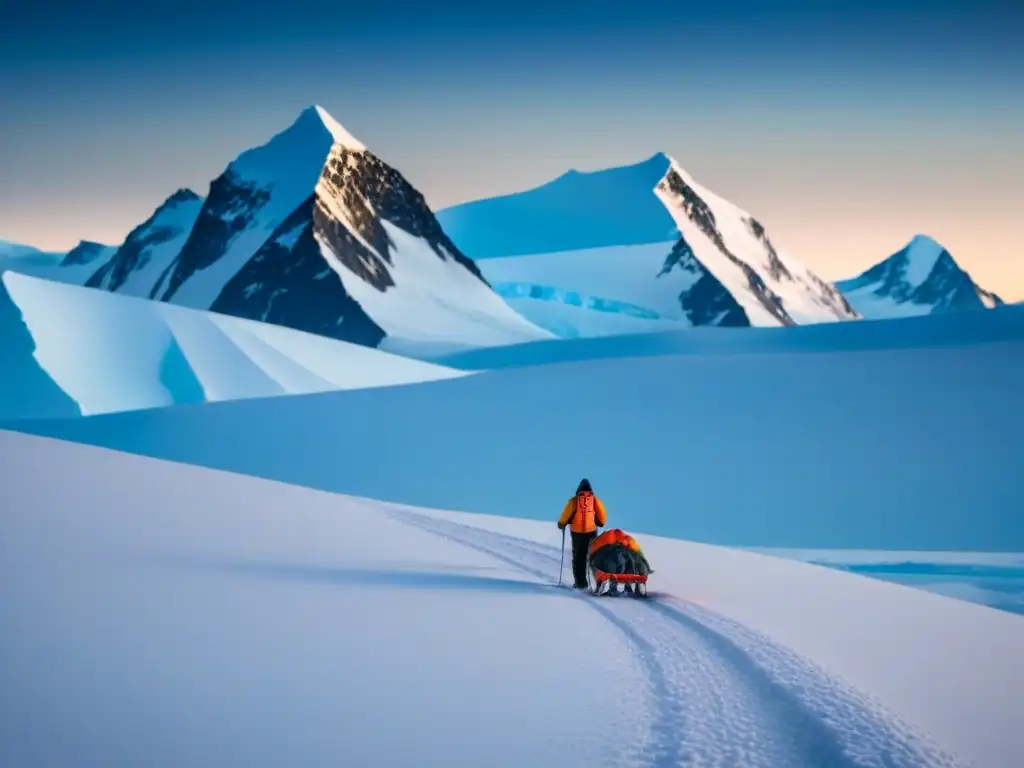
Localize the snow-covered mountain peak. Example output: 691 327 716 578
97 105 550 350
166 188 202 206
224 105 367 200
308 104 367 151
835 234 1005 318
86 189 205 297
438 151 857 329
901 234 946 287
60 240 115 267
652 158 858 325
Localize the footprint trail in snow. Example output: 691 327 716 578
386 506 963 768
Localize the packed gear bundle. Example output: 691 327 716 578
586 528 652 597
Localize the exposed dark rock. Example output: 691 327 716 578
158 174 270 301
87 189 201 292
659 169 793 325
212 199 386 347
211 144 495 346
316 147 487 289
916 251 993 312
659 237 750 326
746 217 791 282
836 237 1005 316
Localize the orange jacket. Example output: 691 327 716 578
589 528 641 557
558 492 607 533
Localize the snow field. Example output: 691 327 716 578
6 432 1020 766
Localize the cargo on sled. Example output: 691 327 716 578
586 528 652 597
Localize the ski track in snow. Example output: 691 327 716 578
385 507 962 768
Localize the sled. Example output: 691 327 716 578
585 528 652 598
587 567 649 597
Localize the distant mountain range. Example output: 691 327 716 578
1 106 551 356
438 152 858 334
0 106 1008 348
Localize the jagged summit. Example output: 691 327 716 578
221 105 369 204
85 189 205 296
306 104 367 151
65 103 549 351
166 188 202 205
835 234 1004 317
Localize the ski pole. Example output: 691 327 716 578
558 526 566 586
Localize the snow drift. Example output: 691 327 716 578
2 430 1021 767
0 271 471 419
836 234 1005 318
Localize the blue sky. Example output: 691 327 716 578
1 0 1021 296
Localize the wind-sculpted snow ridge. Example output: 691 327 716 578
0 271 471 418
384 506 962 768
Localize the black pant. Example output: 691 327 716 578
570 531 597 588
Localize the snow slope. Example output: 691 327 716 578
6 430 1023 767
836 235 1005 318
438 153 857 337
0 274 81 420
0 271 471 418
435 152 681 258
9 326 1023 551
654 160 857 325
99 104 553 352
